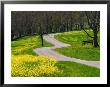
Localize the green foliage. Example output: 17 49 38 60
54 30 100 61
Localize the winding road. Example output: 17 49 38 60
33 34 100 68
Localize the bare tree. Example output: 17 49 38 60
80 11 100 47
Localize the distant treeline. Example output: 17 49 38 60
11 11 98 40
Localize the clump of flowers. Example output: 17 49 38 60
11 55 62 77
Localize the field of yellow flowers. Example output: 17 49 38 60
11 55 62 77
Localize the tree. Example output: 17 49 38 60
80 11 100 47
11 11 100 47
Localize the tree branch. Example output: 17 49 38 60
81 28 94 38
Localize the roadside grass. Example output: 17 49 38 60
54 30 100 61
56 61 100 77
11 35 53 55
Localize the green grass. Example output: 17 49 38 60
11 35 53 55
54 30 100 61
56 61 100 77
11 34 100 77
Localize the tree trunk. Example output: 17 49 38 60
11 34 14 40
70 22 72 31
77 24 80 30
40 34 44 46
66 22 68 31
39 23 44 47
93 30 99 47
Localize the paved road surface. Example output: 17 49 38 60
33 34 100 68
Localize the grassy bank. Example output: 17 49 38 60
54 30 100 61
11 35 53 55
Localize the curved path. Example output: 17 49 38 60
33 34 100 68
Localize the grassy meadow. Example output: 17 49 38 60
11 33 100 77
54 30 100 61
11 35 53 55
